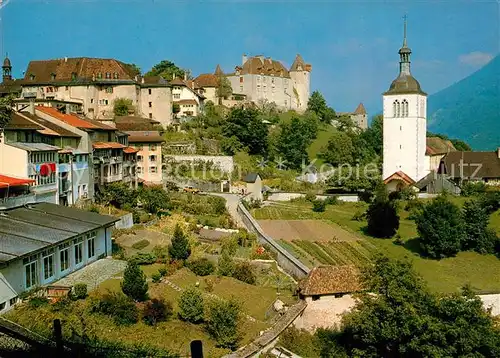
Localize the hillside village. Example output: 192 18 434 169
0 17 498 358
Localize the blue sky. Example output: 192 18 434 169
1 0 498 116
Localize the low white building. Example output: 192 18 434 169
170 76 205 119
0 202 118 312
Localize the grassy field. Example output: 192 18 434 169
307 125 337 166
253 199 500 294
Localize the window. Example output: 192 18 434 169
149 166 157 173
74 239 83 265
105 72 111 79
149 113 153 119
29 74 35 81
137 166 142 174
87 236 95 259
71 72 77 80
24 258 38 289
149 155 156 162
0 302 5 310
137 155 143 162
257 76 261 82
51 73 56 80
240 85 243 92
65 86 69 91
9 298 17 306
284 100 288 106
43 252 54 280
113 72 118 79
105 87 113 94
148 89 152 95
239 76 243 83
402 99 409 117
150 144 157 151
59 243 70 272
149 102 152 108
90 98 94 104
173 94 180 99
393 100 400 117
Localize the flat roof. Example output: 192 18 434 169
7 142 61 152
0 202 118 263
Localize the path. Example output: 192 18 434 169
211 193 246 228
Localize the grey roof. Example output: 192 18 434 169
243 173 260 183
7 142 60 152
0 202 118 263
384 74 426 96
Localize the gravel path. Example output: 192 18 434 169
54 258 127 291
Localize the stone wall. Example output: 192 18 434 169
237 202 310 279
166 155 234 173
114 213 133 230
479 294 500 316
266 192 359 202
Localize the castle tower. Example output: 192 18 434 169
289 54 311 112
2 55 12 82
383 16 428 184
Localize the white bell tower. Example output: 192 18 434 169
383 16 428 182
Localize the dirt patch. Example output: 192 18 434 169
115 229 171 253
257 220 359 242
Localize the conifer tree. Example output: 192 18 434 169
121 262 148 302
168 224 191 261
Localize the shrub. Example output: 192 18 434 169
178 288 204 323
279 327 321 358
234 229 257 247
358 190 374 203
142 298 173 326
187 258 215 276
121 262 148 302
304 192 316 202
221 236 238 256
73 283 88 300
50 296 73 312
128 252 157 265
461 181 487 197
324 196 339 205
112 242 125 260
218 252 235 277
205 277 215 292
90 292 139 325
212 197 227 215
352 210 366 222
28 296 49 308
463 199 498 254
131 239 150 250
416 196 465 258
88 205 100 213
312 199 326 212
393 235 404 246
151 272 162 283
206 298 241 350
152 245 169 263
169 224 191 261
232 261 256 285
158 267 168 277
366 186 399 238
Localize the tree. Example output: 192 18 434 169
333 256 500 357
98 182 137 209
361 115 383 156
307 91 336 124
232 261 256 285
178 287 204 323
123 63 141 77
276 116 311 170
463 199 498 254
168 224 191 261
206 298 242 350
121 262 148 302
365 184 399 238
0 96 13 130
172 103 180 117
216 75 232 104
142 298 173 326
217 252 235 277
145 60 188 81
222 107 268 156
322 131 355 166
138 185 170 214
416 195 465 258
113 98 134 117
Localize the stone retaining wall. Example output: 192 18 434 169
166 155 234 173
237 202 310 279
114 213 133 229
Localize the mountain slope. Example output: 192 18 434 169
427 55 500 150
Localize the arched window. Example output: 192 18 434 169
393 100 400 117
402 99 408 117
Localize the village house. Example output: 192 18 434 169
126 131 165 185
170 76 205 119
224 54 311 112
0 202 117 312
243 173 263 201
4 56 173 127
438 149 500 186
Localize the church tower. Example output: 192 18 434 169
382 16 428 183
2 55 12 82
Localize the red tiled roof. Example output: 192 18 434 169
194 73 219 88
123 147 139 154
354 103 366 115
126 131 165 143
176 99 198 105
383 171 416 185
36 106 114 130
0 175 35 188
299 265 363 296
92 142 125 149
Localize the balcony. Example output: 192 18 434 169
110 156 123 164
101 174 122 183
22 91 37 99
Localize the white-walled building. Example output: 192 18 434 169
383 19 428 188
170 76 205 119
0 202 117 312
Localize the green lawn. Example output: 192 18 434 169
253 200 500 294
307 125 337 165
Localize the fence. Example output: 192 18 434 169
237 202 310 279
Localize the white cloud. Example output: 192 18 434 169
458 51 493 66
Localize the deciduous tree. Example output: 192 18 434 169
113 98 134 116
178 287 204 323
206 298 242 350
222 107 268 156
146 60 189 80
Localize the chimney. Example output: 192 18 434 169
173 73 176 80
242 54 247 66
257 55 264 62
497 147 500 159
64 57 68 63
29 99 35 115
183 73 187 81
141 77 145 84
191 80 195 89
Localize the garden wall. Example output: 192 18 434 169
164 177 222 192
165 155 234 173
237 203 310 279
266 192 359 202
114 213 133 229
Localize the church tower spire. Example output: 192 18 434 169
2 53 12 82
398 15 411 76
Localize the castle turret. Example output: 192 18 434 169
289 54 311 112
2 55 12 82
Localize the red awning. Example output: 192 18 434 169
0 175 35 188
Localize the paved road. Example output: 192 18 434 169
210 193 245 228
